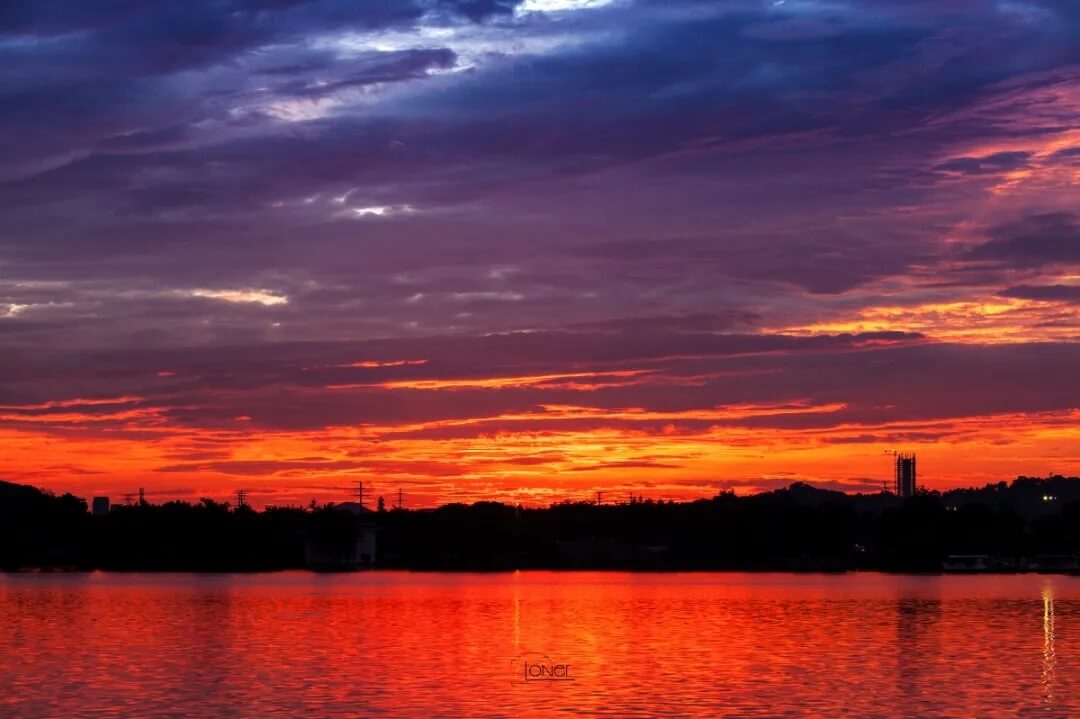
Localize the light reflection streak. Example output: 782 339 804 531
1042 584 1056 708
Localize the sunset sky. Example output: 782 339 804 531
1 0 1077 508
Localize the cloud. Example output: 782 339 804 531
1 0 1078 503
967 213 1080 267
998 284 1080 303
934 151 1033 176
187 289 289 306
156 459 370 476
0 326 1073 436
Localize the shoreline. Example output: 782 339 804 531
5 566 1079 576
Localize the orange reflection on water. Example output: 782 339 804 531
1044 584 1057 708
2 572 1080 717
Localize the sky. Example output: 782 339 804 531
0 0 1077 508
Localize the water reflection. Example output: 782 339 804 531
1 572 1079 718
895 595 942 710
1044 584 1056 708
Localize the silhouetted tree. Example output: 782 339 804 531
4 475 1080 571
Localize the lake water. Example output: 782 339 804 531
1 572 1077 717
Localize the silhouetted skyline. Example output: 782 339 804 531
5 474 1080 572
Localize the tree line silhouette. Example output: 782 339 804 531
3 476 1080 572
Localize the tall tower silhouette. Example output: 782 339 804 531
895 452 917 498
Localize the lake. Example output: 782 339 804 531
1 572 1077 717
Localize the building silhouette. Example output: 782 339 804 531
895 452 917 498
92 496 110 517
303 501 377 570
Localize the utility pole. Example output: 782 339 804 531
397 488 404 511
357 481 364 509
235 489 247 509
596 491 603 505
138 487 146 506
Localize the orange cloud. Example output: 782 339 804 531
772 296 1077 343
0 395 145 411
3 403 1075 508
328 369 652 391
341 359 429 368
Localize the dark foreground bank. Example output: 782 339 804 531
3 476 1080 572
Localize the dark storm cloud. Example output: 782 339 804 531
999 285 1080 303
0 0 515 39
0 0 505 180
1 0 1072 191
567 313 761 334
0 3 1067 206
268 49 459 97
0 325 921 399
0 321 1074 437
934 152 1033 176
575 230 935 294
968 213 1080 268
